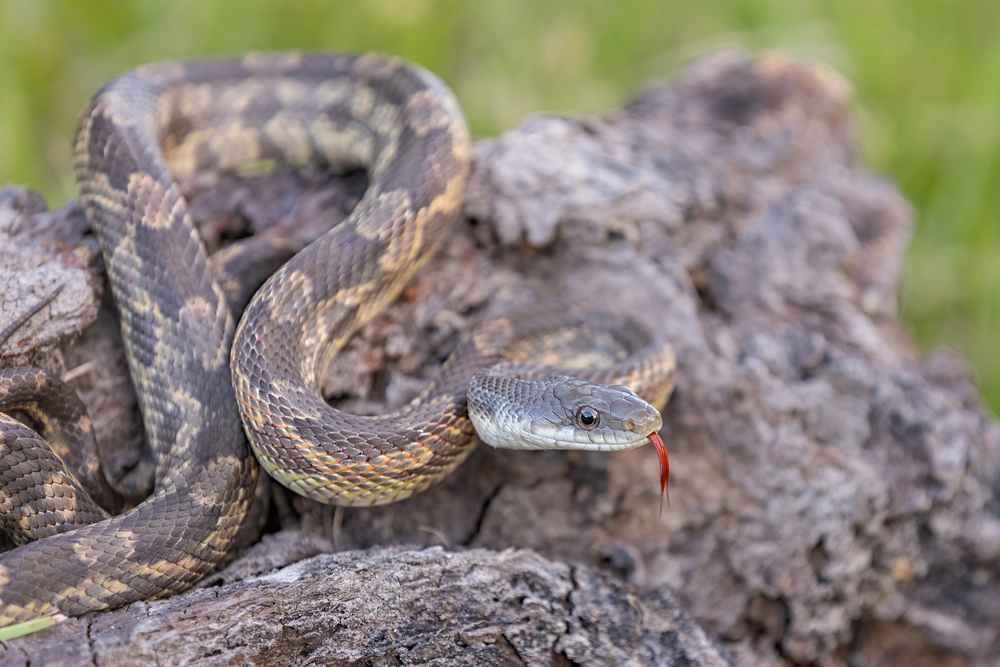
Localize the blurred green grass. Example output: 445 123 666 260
3 0 1000 411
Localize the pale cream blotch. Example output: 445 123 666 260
110 529 141 555
242 51 304 75
429 164 468 217
302 289 383 373
140 557 191 584
188 223 212 262
291 291 387 383
128 173 182 230
273 78 310 107
283 472 341 501
212 281 234 327
352 53 401 80
369 133 399 179
355 189 413 241
16 511 35 536
207 120 262 171
108 229 146 288
367 104 402 178
313 78 353 110
135 60 186 85
245 377 312 437
163 129 210 177
450 122 472 167
165 387 206 452
174 83 215 123
368 103 401 137
348 289 398 335
264 110 312 164
218 79 270 116
73 117 93 168
79 171 121 211
272 269 315 326
380 214 423 273
404 90 449 137
349 84 376 122
97 89 141 129
3 601 65 626
379 175 462 272
297 313 337 379
70 538 108 569
309 118 374 169
178 296 229 370
187 456 245 515
159 86 219 176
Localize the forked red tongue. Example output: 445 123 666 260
648 431 669 514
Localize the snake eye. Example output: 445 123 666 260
576 406 600 430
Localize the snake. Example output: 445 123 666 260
0 52 675 628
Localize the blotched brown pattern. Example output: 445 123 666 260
0 53 674 626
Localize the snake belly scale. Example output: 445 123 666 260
0 52 674 626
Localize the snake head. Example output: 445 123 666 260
468 374 663 452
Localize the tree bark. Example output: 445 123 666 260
0 542 730 666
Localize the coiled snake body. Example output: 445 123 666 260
0 53 674 626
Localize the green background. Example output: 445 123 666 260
3 0 1000 411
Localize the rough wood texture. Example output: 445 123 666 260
0 188 99 362
2 49 998 666
0 543 730 666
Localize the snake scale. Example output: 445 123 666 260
0 52 675 627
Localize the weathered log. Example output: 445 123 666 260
2 48 998 666
0 542 730 666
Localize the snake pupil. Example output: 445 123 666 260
577 407 599 429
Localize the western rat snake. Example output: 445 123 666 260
0 53 674 627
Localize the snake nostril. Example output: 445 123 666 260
627 420 636 431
